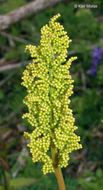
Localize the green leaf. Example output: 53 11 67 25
9 177 40 189
96 168 103 178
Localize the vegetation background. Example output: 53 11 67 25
0 0 103 189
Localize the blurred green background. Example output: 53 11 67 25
0 0 103 189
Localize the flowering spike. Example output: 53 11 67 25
21 14 82 175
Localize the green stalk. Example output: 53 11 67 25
1 166 9 190
51 142 66 190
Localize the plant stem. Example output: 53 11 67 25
1 166 9 190
51 143 66 190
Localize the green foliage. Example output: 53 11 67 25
97 64 103 85
75 9 100 41
71 90 100 128
0 0 27 14
79 169 103 190
0 177 40 190
17 158 78 190
10 177 39 189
